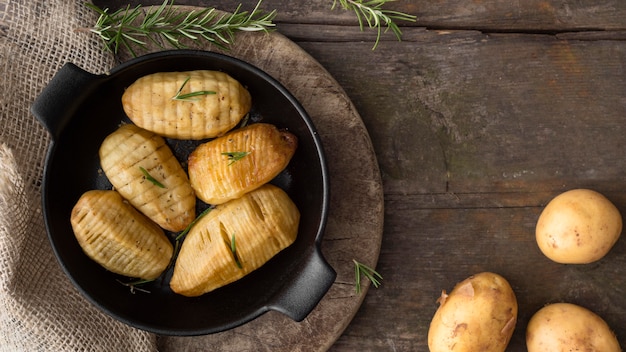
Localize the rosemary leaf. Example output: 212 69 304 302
353 259 383 294
222 151 251 165
85 0 277 56
229 233 243 269
139 166 166 188
172 76 216 101
331 0 416 50
117 278 154 294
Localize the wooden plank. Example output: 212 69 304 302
92 0 626 31
295 28 626 196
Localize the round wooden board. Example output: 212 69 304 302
116 9 384 351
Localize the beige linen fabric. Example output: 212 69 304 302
0 0 158 350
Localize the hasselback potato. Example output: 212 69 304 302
70 190 174 280
99 123 196 232
188 123 297 205
170 184 300 297
121 70 251 139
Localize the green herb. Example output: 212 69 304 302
172 76 216 101
229 233 243 269
175 206 213 242
331 0 416 49
168 206 214 272
139 166 166 188
84 0 277 56
353 259 382 293
222 151 251 165
117 278 153 294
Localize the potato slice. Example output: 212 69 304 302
99 123 195 232
122 70 252 139
70 190 173 280
170 184 300 297
188 123 297 205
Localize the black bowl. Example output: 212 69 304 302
31 50 335 335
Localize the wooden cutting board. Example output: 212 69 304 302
114 9 385 351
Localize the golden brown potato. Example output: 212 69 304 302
188 123 297 205
535 189 622 264
99 123 196 232
526 303 621 352
70 190 173 280
428 272 518 352
170 184 300 297
121 70 251 140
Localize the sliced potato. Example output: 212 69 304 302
70 190 173 280
122 70 251 139
188 123 297 205
428 272 518 352
99 123 196 232
170 184 300 297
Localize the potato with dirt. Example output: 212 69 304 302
535 188 622 264
428 272 518 352
526 302 621 352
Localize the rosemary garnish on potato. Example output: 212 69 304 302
229 233 243 269
353 259 382 293
172 76 216 101
139 166 166 188
222 151 251 165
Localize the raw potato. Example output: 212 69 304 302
70 190 174 280
170 184 300 297
526 302 621 352
428 272 518 352
535 189 622 264
100 123 196 232
122 70 252 140
188 123 298 205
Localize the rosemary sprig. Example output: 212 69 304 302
139 166 166 188
117 278 153 294
331 0 416 49
222 151 251 165
84 0 277 56
228 233 243 269
353 259 382 294
172 76 216 101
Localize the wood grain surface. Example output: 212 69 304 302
94 1 626 350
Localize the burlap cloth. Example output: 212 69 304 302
0 0 161 351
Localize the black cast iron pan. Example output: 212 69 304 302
31 50 336 335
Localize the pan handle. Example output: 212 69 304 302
268 248 336 322
31 63 102 140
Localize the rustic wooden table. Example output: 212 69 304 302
96 1 626 350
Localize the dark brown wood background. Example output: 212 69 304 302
95 1 626 350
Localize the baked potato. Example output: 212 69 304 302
170 184 300 297
70 190 173 280
188 123 297 205
121 70 251 139
99 123 196 232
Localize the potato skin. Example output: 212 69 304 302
122 70 251 140
535 189 622 264
526 303 621 352
188 123 297 205
428 272 518 352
